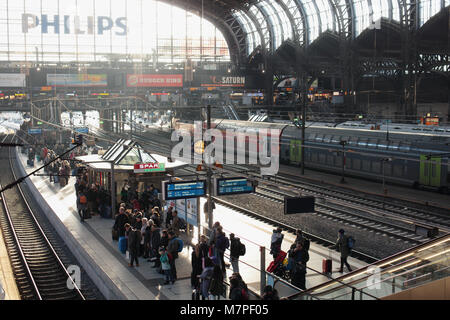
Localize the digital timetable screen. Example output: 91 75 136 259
163 180 207 200
215 177 254 196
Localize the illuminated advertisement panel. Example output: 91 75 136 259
0 74 26 87
126 74 183 87
47 74 107 87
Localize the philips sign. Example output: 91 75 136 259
22 14 127 35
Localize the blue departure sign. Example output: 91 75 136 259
162 180 206 200
74 127 89 134
28 128 42 134
215 177 255 196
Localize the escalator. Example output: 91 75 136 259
287 234 450 300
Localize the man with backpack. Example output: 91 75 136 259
167 230 183 282
229 233 245 273
332 229 353 273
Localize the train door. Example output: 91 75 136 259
419 155 441 187
290 140 301 164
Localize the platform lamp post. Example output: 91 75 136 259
205 104 213 232
339 140 348 183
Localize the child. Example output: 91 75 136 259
159 247 173 285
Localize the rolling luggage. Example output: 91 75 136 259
322 259 332 274
118 236 127 254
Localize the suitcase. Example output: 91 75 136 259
322 259 332 274
118 236 127 254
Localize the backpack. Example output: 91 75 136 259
79 195 87 204
347 236 355 250
302 238 310 252
238 241 246 256
175 238 183 252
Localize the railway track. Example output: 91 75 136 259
267 173 450 231
0 134 91 300
254 186 426 245
91 127 448 248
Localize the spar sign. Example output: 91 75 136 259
127 74 183 87
133 163 165 173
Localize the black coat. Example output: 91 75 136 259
230 238 241 258
127 228 141 254
113 213 129 237
150 228 161 251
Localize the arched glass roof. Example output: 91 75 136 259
231 0 448 55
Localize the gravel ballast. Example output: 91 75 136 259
219 193 416 260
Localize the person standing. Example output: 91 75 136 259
191 244 203 289
289 242 307 290
126 223 141 267
167 230 181 282
229 233 241 273
214 227 229 274
270 227 284 260
159 247 173 285
113 207 130 238
332 229 352 273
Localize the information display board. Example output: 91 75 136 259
28 128 42 134
162 180 206 200
214 177 254 196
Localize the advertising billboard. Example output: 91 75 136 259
199 75 245 87
126 74 183 87
0 73 26 87
47 74 107 87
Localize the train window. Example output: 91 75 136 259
423 128 432 132
358 139 368 147
393 165 403 177
315 135 324 142
435 129 444 132
327 155 334 165
308 133 317 141
319 153 326 163
323 135 332 143
372 161 381 173
353 158 361 170
446 129 450 132
431 161 436 177
362 160 371 171
412 128 421 131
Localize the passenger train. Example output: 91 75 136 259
175 119 450 193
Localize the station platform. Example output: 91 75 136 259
0 221 21 300
15 149 368 300
279 164 450 211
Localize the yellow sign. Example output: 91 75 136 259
194 140 205 154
